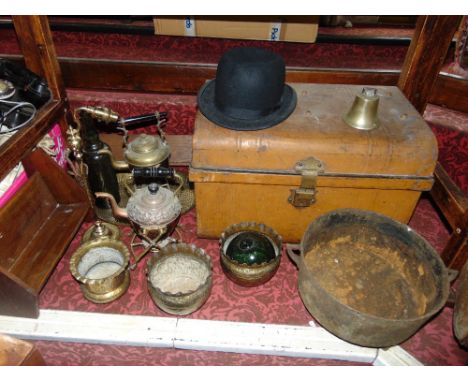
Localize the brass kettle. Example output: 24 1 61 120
125 133 170 168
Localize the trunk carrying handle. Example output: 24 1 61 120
286 243 301 267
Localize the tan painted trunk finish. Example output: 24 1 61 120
190 84 437 242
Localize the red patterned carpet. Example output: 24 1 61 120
1 26 462 74
0 28 408 70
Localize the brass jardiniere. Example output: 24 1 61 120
70 238 130 303
147 243 212 315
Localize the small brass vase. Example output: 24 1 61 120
220 222 282 287
70 238 130 303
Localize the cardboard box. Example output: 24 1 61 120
153 16 318 43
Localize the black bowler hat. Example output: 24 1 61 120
197 47 297 131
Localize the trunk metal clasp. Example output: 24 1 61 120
288 157 324 208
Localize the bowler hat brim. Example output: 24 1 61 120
197 80 297 131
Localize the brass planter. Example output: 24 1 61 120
220 222 282 287
147 243 212 315
70 238 130 303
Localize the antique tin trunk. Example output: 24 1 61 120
189 84 438 242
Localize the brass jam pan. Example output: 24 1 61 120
454 260 468 347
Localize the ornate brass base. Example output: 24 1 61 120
81 271 130 304
129 227 167 270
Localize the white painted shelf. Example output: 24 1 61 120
0 309 422 365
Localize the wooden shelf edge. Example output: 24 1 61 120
2 54 466 112
430 162 468 230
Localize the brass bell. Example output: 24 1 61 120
343 87 380 131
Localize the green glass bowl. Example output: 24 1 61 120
220 222 282 287
226 231 276 265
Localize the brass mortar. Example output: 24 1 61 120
220 222 282 287
70 238 130 303
147 243 212 315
